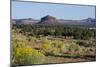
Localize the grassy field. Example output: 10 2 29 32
11 24 96 66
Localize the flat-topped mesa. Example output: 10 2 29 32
39 15 58 24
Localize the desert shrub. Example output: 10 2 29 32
12 33 29 63
52 40 66 53
57 42 66 53
41 43 52 55
12 32 28 47
12 36 28 48
62 43 84 56
12 32 45 65
76 41 94 47
49 48 60 56
27 36 36 41
81 47 95 56
41 38 50 44
13 48 45 65
74 46 96 57
46 40 66 55
65 43 80 52
40 38 52 54
41 39 66 55
77 41 87 47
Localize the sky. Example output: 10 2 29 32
12 1 96 20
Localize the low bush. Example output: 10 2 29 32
13 48 45 65
41 43 52 55
65 43 80 52
49 48 60 56
76 41 94 47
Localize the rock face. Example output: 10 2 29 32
39 15 58 24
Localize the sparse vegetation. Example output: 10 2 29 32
12 24 96 66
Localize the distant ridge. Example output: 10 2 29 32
12 18 39 24
12 15 96 27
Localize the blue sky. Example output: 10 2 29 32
12 1 95 20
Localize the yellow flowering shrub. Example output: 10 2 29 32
41 43 52 54
12 33 29 65
13 48 45 65
52 40 66 53
12 33 45 65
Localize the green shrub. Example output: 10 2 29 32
76 41 94 47
52 40 66 53
65 42 80 52
49 48 60 56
